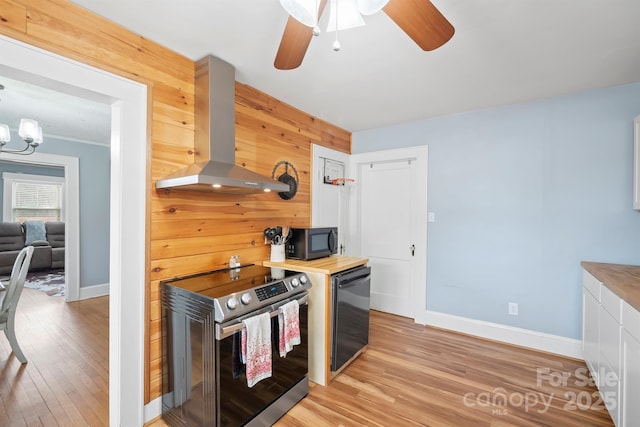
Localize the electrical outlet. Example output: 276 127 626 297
508 302 518 316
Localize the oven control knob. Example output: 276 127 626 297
291 278 299 288
240 293 252 305
299 275 308 284
226 297 239 310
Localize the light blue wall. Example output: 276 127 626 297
1 132 110 287
353 82 640 339
0 161 65 203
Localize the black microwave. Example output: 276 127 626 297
286 227 338 260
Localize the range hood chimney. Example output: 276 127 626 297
156 55 290 194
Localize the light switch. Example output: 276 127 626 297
427 212 435 222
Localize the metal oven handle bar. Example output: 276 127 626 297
216 293 308 340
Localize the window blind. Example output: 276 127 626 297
12 181 62 222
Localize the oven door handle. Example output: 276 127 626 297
216 293 308 340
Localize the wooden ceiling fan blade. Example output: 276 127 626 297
383 0 454 51
274 17 314 70
274 0 328 70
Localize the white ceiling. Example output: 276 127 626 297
2 0 640 144
68 0 640 132
0 74 111 145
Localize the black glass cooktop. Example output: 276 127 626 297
161 264 277 299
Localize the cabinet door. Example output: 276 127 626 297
583 288 600 376
599 304 621 425
622 330 640 427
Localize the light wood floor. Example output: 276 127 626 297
149 311 614 427
274 311 614 427
1 289 614 426
0 287 109 426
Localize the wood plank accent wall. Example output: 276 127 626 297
0 0 351 404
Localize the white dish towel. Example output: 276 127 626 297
241 312 272 387
278 299 301 357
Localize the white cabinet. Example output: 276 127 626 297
583 274 600 376
621 301 640 427
599 285 622 426
583 268 640 427
634 115 640 210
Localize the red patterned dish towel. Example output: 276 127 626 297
278 300 300 357
241 312 272 387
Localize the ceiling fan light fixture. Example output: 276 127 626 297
0 124 10 145
279 0 318 27
356 0 390 15
326 0 365 32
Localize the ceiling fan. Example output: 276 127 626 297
274 0 455 70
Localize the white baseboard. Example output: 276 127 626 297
144 396 162 423
424 310 583 359
78 282 109 300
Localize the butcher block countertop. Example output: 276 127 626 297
581 261 640 312
262 255 369 386
262 255 368 275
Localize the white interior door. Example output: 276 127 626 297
312 145 352 254
360 160 415 318
352 146 428 322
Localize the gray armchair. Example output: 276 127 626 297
0 223 25 275
0 222 65 275
46 222 65 269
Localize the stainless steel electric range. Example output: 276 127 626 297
160 264 311 426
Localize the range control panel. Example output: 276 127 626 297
213 271 310 322
256 281 288 301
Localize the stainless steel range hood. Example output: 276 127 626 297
155 55 289 194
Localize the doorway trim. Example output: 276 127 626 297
351 146 428 324
0 35 148 425
0 152 81 301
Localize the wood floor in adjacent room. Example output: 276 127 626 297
0 288 109 426
0 289 613 427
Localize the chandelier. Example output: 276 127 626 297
279 0 390 50
0 118 44 155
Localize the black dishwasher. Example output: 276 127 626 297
331 265 371 371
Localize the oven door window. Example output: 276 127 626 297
217 305 308 426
